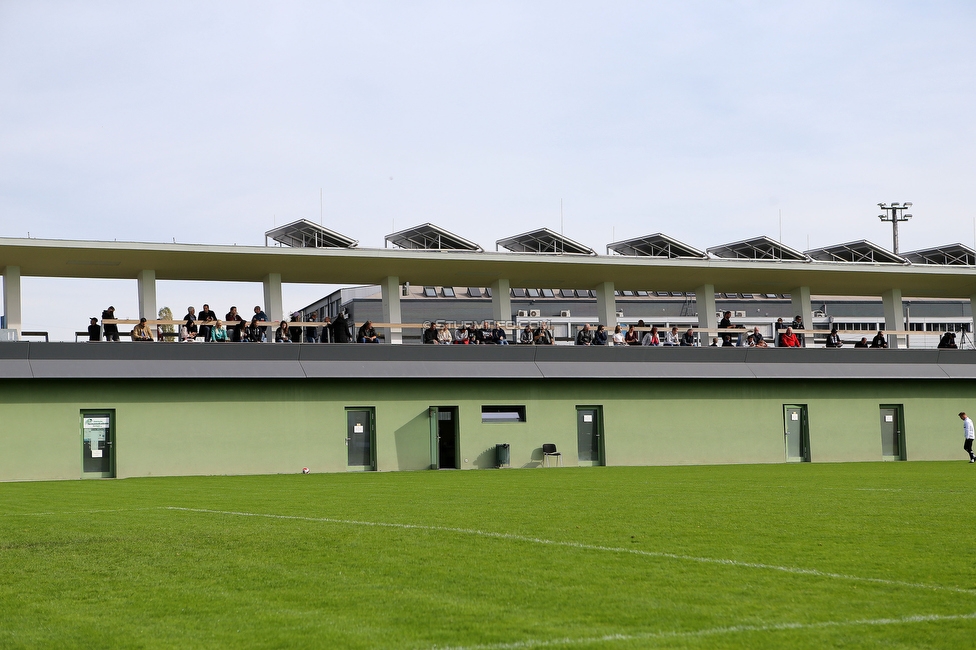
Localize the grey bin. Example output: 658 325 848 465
496 443 510 468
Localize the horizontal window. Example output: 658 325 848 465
482 406 526 423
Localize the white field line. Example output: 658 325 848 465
165 507 976 596
433 612 976 650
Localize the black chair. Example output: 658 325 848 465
542 443 562 468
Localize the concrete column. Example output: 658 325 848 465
137 270 157 321
263 272 283 323
695 284 717 345
2 266 21 337
971 293 976 347
594 281 616 329
490 278 511 324
790 286 814 348
882 288 904 349
380 275 402 344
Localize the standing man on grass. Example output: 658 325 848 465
961 412 975 463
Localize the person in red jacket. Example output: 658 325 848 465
779 326 801 348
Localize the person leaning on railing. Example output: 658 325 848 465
575 323 593 346
681 328 695 346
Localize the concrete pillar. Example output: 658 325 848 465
263 272 283 323
882 288 904 349
380 275 402 344
594 281 616 329
695 284 717 345
971 293 976 348
790 286 814 348
2 266 21 337
137 270 157 321
490 278 511 324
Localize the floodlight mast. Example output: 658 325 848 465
877 202 913 253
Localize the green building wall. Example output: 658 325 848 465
0 378 970 482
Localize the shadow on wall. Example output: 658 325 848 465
522 447 544 469
394 409 432 471
473 446 497 469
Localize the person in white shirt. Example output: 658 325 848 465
664 326 680 346
960 412 975 462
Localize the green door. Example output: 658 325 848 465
429 407 439 469
82 411 115 478
783 405 809 462
880 406 905 460
346 408 375 470
577 407 603 466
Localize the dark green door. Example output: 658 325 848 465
880 406 904 460
82 412 114 478
577 407 602 465
346 408 375 470
783 405 810 462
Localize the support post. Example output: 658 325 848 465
594 281 616 330
695 284 717 345
490 279 511 325
790 286 814 348
380 276 402 344
971 293 976 349
882 288 904 349
137 270 157 321
263 273 283 339
2 266 21 338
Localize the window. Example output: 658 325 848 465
741 293 754 298
423 287 437 297
561 289 575 298
467 287 482 297
636 291 648 297
576 289 592 298
670 292 684 297
442 287 456 297
527 288 540 298
511 288 526 298
482 405 526 423
486 288 492 297
622 290 635 297
656 291 669 297
541 288 555 298
764 293 778 299
724 293 738 299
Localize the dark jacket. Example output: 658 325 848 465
593 329 608 345
825 333 842 348
422 326 439 344
333 315 350 343
575 328 593 345
102 310 119 337
88 323 101 342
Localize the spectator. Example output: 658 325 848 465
593 324 608 346
871 331 888 349
719 311 733 346
534 322 554 345
854 337 869 348
358 320 379 343
779 326 801 348
576 323 593 346
625 324 640 346
490 324 509 345
664 326 680 346
131 317 153 342
275 320 292 343
938 332 958 349
253 306 270 341
611 325 625 346
519 324 534 344
710 337 721 347
454 324 470 344
750 327 766 347
791 315 805 346
244 317 264 342
102 306 120 342
88 317 101 342
304 314 319 343
825 327 842 348
181 325 200 342
423 323 439 344
332 311 351 343
437 323 453 345
225 306 245 342
183 306 198 339
681 328 696 346
641 326 660 346
198 304 217 341
210 320 228 342
775 318 785 337
471 322 488 345
319 316 334 343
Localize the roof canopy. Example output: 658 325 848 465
805 240 905 264
496 228 595 255
384 223 482 252
707 236 808 262
607 233 706 258
264 219 358 249
903 243 976 266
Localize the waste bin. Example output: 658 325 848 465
496 443 510 468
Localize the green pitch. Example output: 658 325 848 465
1 463 974 649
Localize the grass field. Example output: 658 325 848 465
2 463 975 649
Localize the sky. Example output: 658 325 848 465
1 1 975 339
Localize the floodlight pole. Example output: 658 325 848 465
877 202 913 253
